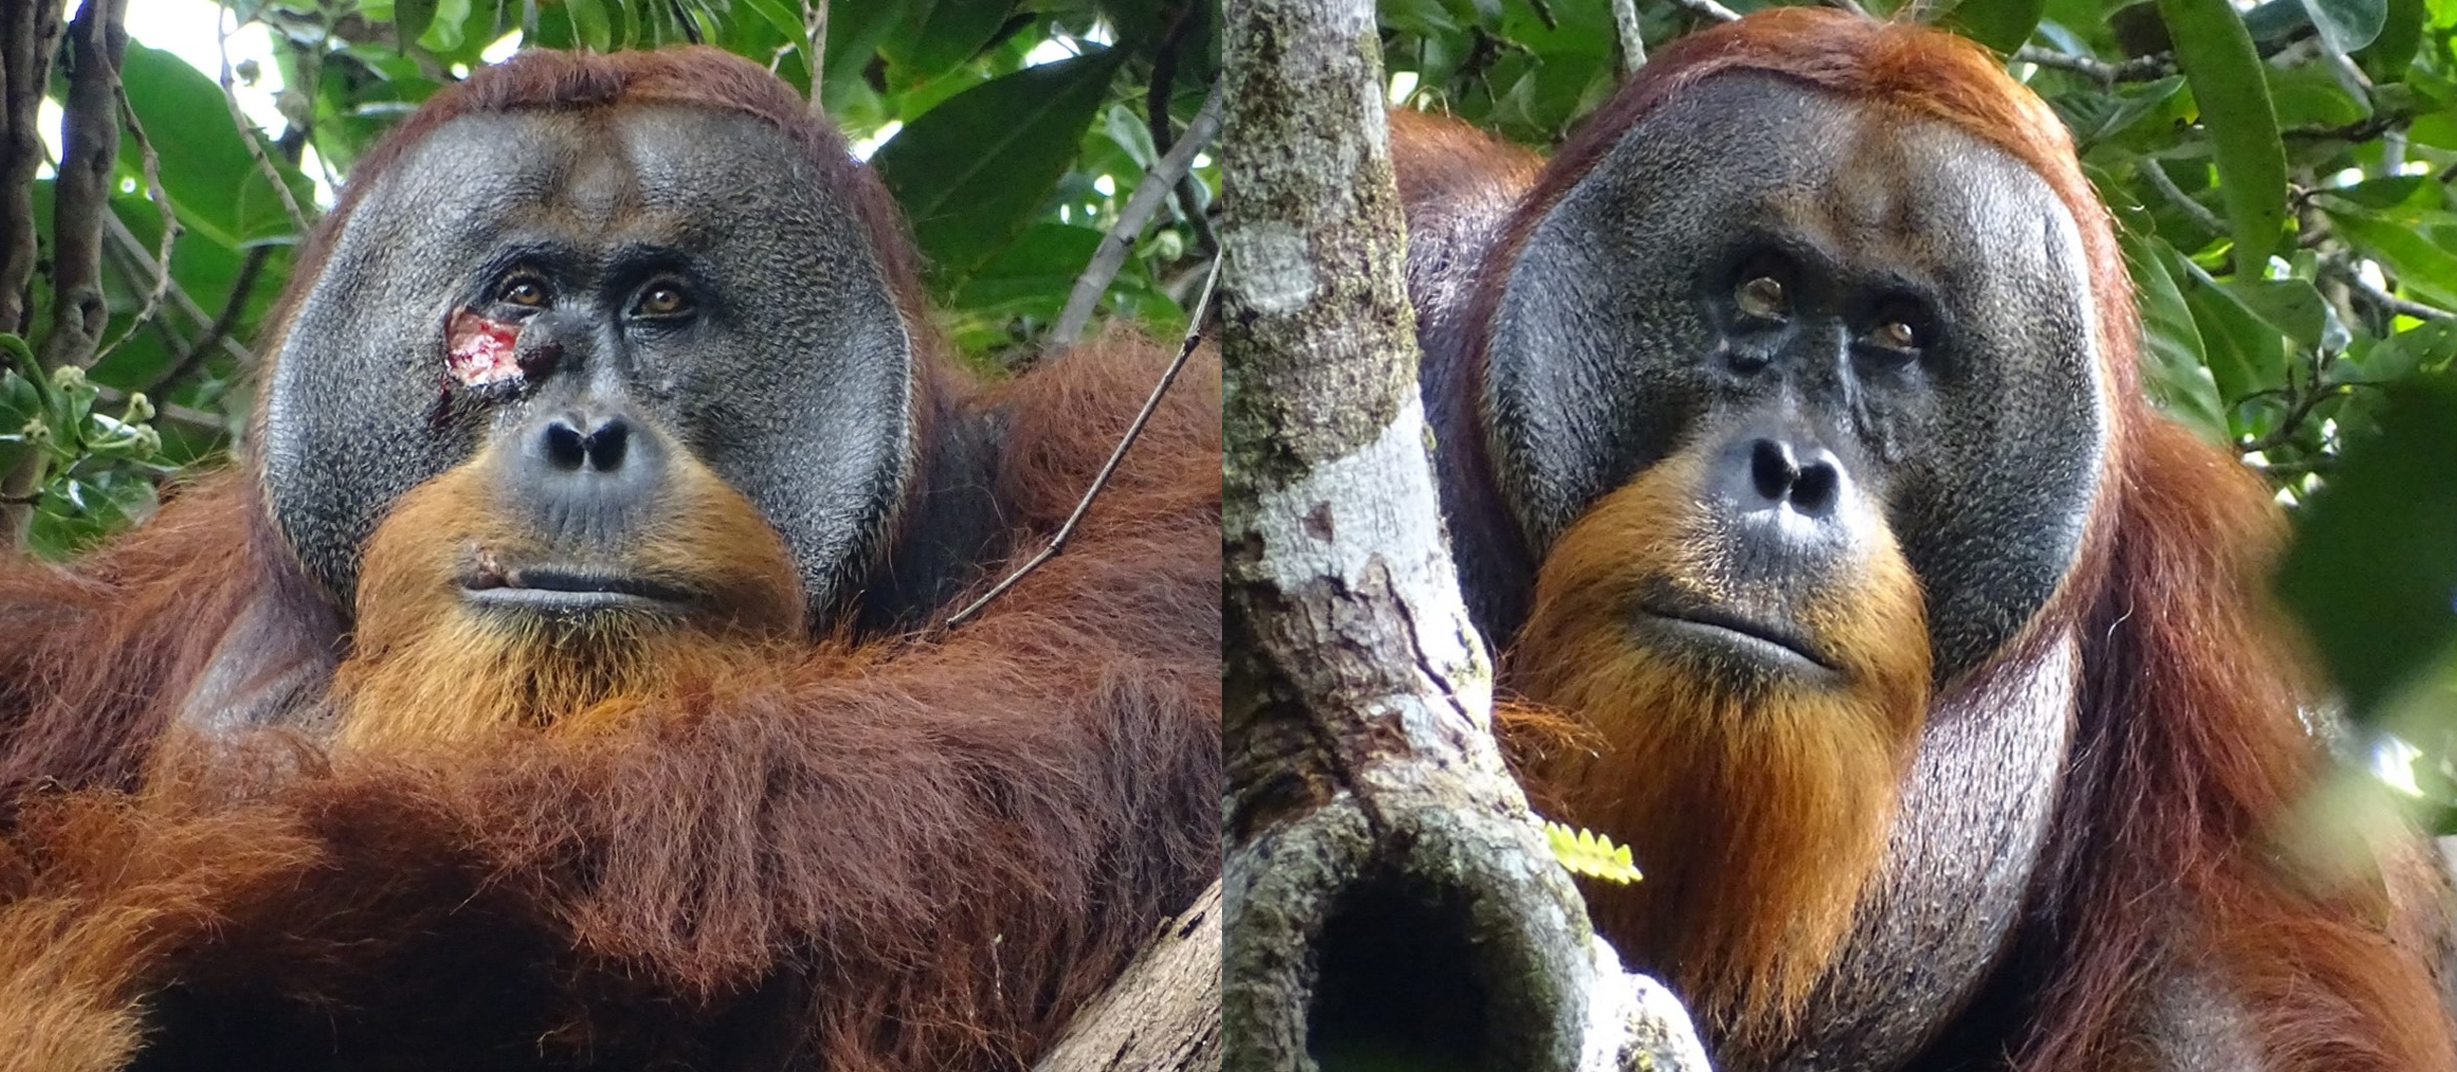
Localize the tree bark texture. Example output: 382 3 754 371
1034 882 1224 1072
1217 1 1708 1069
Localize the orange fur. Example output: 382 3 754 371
0 51 1217 1069
336 439 803 749
1400 10 2457 1071
0 792 317 1072
1510 447 1928 1049
0 303 1216 1072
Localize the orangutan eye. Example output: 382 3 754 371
1735 275 1788 320
632 284 695 319
1866 298 1934 359
497 273 550 308
1871 318 1918 350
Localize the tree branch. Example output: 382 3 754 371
6 0 128 549
2138 157 2225 236
948 260 1219 628
2283 109 2415 144
1663 0 1740 23
0 0 66 336
1612 0 1645 74
1146 4 1220 260
99 73 178 361
37 0 126 373
802 0 828 117
2013 45 2175 84
2322 259 2456 324
1218 1 1706 1068
217 2 309 236
1032 882 1222 1072
1049 82 1222 348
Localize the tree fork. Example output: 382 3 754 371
1216 1 1708 1068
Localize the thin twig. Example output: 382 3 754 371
945 260 1221 629
668 0 702 44
218 1 309 235
91 381 226 441
2138 158 2225 236
2322 259 2456 323
1145 4 1218 259
1664 0 1740 22
144 244 266 393
803 0 828 117
0 0 66 334
1824 0 1870 16
2284 110 2415 144
1522 0 1558 31
1611 0 1644 75
99 77 179 360
144 124 302 392
39 0 128 373
2013 45 2174 84
2240 371 2351 456
100 209 255 368
1050 81 1223 347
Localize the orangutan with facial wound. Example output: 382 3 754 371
0 48 1219 1072
1393 10 2456 1072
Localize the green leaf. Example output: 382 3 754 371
2171 251 2285 412
2084 75 2190 147
1939 0 2049 52
1542 820 1643 885
2298 0 2388 52
871 48 1130 288
2355 0 2425 78
2266 62 2371 129
2325 209 2457 311
2337 320 2457 383
117 44 312 249
2316 175 2431 209
824 2 908 107
951 222 1102 315
2124 234 2230 443
882 0 1017 84
735 0 810 51
568 0 613 52
2230 278 2344 353
2157 0 2290 264
2277 379 2457 717
416 0 473 53
393 0 438 49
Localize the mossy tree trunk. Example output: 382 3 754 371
1215 1 1709 1069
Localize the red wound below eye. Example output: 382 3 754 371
446 309 523 387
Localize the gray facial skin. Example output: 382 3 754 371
1486 71 2108 681
260 103 913 624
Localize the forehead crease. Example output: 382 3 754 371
1749 104 2051 276
616 106 812 238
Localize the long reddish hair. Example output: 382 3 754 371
1475 10 2452 1070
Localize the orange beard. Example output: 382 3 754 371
1505 450 1930 1058
330 451 806 751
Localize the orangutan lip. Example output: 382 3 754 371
461 567 693 611
1636 603 1834 672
